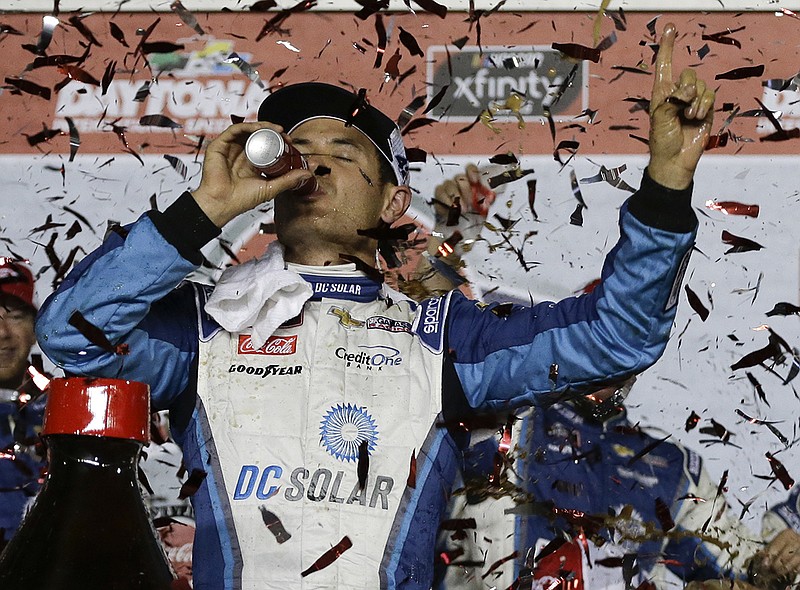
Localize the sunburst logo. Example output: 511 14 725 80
319 403 379 462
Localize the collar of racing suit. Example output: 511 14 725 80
288 262 387 303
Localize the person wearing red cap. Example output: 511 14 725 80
37 25 715 590
0 259 47 547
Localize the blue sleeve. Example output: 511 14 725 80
35 214 205 410
433 173 696 411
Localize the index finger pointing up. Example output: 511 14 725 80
655 23 677 86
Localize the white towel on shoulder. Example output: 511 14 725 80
204 241 313 350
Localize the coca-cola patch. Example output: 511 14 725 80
238 334 298 356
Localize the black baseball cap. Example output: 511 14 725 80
257 82 409 186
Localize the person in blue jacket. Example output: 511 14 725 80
35 24 716 590
436 381 800 590
0 260 47 547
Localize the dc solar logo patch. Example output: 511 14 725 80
320 403 378 462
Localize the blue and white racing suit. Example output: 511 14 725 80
35 171 696 590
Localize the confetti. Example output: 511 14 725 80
171 0 205 36
627 435 670 466
715 64 765 81
68 14 101 47
482 550 519 579
551 42 601 63
527 180 538 220
99 60 116 96
569 169 586 227
685 411 701 432
65 117 80 162
396 96 425 129
735 409 788 446
140 114 183 129
704 200 759 217
701 26 744 49
423 85 449 115
259 506 291 543
699 419 732 444
731 329 786 371
68 310 129 356
765 452 794 490
398 27 424 57
721 230 763 254
4 77 51 100
28 15 59 55
142 41 185 54
163 155 188 179
685 285 710 321
224 53 265 89
24 126 61 147
357 439 369 490
654 497 675 531
178 469 207 499
407 450 416 488
745 371 769 406
133 80 152 102
109 21 129 47
765 302 800 317
412 0 447 18
579 165 636 192
301 536 353 577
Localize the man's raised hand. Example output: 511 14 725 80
648 23 716 190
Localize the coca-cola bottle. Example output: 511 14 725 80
0 377 175 589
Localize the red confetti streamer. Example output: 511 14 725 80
301 536 353 577
705 200 759 217
407 450 417 489
765 453 794 490
57 64 100 86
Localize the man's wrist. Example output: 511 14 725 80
646 160 694 190
148 191 221 264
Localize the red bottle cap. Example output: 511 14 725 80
43 377 150 443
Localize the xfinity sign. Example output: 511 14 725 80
426 45 588 121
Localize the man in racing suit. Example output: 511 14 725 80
436 397 800 590
35 25 716 590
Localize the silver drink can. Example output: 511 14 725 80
244 128 318 194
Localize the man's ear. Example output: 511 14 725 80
380 185 412 225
